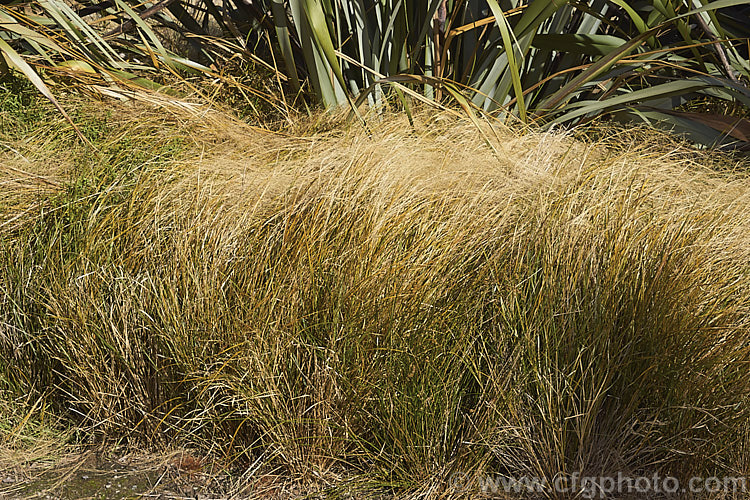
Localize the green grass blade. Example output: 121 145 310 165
288 0 340 106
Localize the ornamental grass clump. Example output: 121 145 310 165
2 99 750 495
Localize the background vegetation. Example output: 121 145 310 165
1 0 749 146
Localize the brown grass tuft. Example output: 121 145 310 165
2 97 750 496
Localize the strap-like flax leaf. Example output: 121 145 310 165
485 0 526 122
550 79 718 123
112 0 175 69
532 34 628 57
270 0 300 92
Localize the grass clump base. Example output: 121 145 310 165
2 88 750 498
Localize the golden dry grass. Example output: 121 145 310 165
2 94 750 498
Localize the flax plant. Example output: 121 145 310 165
1 1 750 146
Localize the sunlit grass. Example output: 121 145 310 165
2 89 750 496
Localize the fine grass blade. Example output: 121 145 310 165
357 73 500 154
